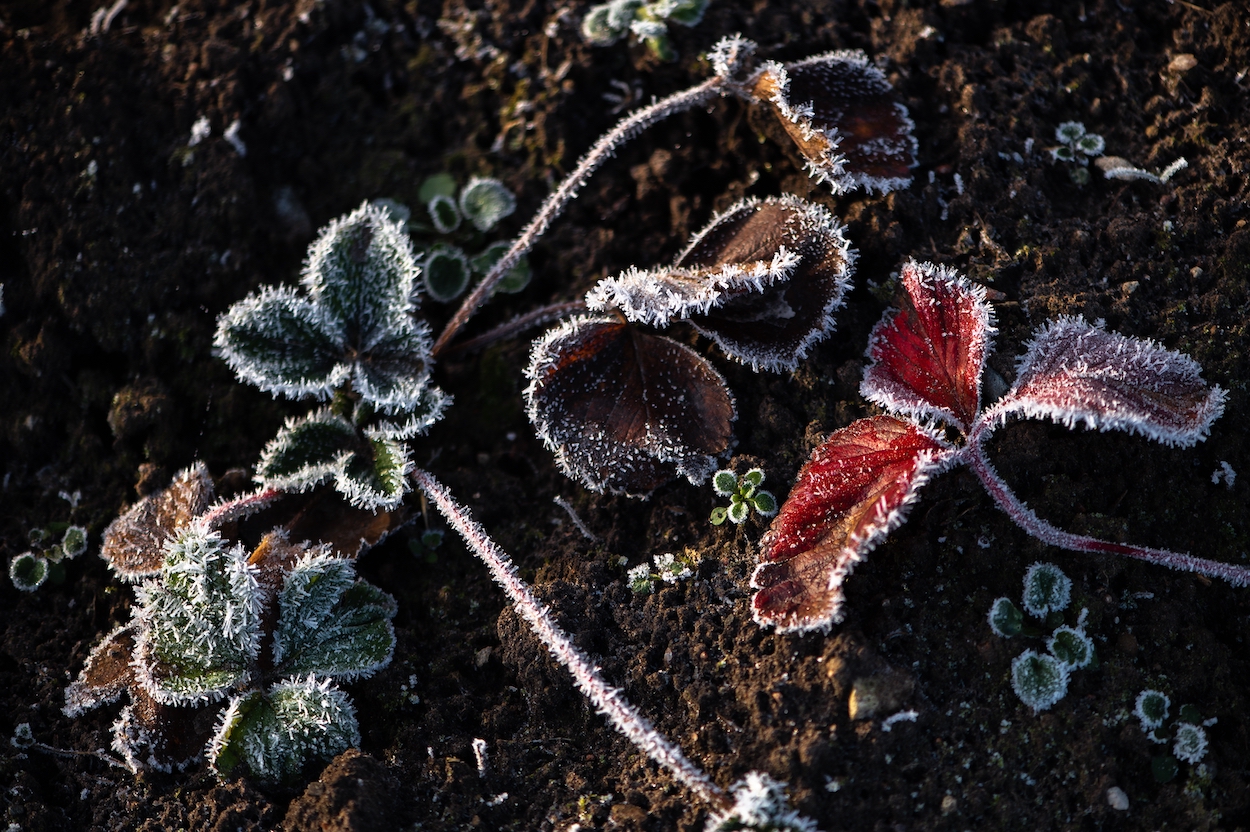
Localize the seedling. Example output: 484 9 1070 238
1049 121 1105 185
525 195 853 496
1011 650 1069 713
214 201 449 511
752 260 1245 633
8 524 89 591
1133 688 1212 781
626 551 698 594
710 468 778 525
581 0 710 61
434 35 915 355
64 468 397 782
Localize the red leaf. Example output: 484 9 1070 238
588 196 855 372
750 52 916 194
524 316 736 496
984 316 1226 447
752 415 953 632
861 260 996 432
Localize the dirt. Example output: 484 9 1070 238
3 0 1250 829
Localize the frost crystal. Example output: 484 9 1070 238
1010 650 1069 713
706 771 821 832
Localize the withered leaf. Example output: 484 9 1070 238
100 464 215 581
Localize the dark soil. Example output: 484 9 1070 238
3 0 1250 829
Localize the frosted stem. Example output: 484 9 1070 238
964 431 1250 587
412 468 731 812
441 299 588 357
432 76 727 356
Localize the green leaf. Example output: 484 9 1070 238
471 241 532 294
988 597 1023 637
662 0 707 26
427 194 462 234
712 469 739 497
214 285 346 400
210 690 269 779
418 172 458 203
742 468 765 488
348 318 436 414
727 501 749 524
273 554 397 680
750 490 777 517
336 435 411 510
709 506 728 526
257 409 357 491
458 177 517 232
9 552 47 592
423 246 471 302
1048 626 1092 669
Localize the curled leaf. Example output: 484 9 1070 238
861 260 996 432
589 196 855 372
752 415 953 632
750 52 916 194
524 316 735 496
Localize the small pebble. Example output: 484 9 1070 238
1106 786 1129 811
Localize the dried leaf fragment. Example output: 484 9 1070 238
100 463 215 581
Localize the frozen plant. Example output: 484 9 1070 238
581 0 710 61
1050 121 1105 184
1173 723 1208 764
628 552 697 594
64 469 397 782
214 202 449 510
412 468 821 831
753 260 1245 633
9 524 90 591
525 196 853 496
1095 155 1188 185
1133 688 1212 781
434 34 916 355
710 468 778 526
987 596 1024 638
1010 649 1069 713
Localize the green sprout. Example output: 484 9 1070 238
709 468 777 526
1133 688 1212 782
9 524 90 591
1049 121 1105 185
627 551 697 594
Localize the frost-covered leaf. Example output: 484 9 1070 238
273 552 397 680
213 285 348 401
707 771 821 832
423 245 471 302
347 318 437 415
589 197 855 372
101 463 215 581
210 678 360 783
256 409 357 494
752 415 953 632
336 435 412 510
1021 562 1071 618
990 316 1226 447
525 316 736 496
750 52 916 194
9 552 46 591
134 527 262 705
861 260 996 432
1011 649 1069 713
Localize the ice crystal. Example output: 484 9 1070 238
753 259 1242 633
706 771 821 832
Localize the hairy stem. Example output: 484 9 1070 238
411 468 732 812
432 76 727 356
964 432 1250 587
